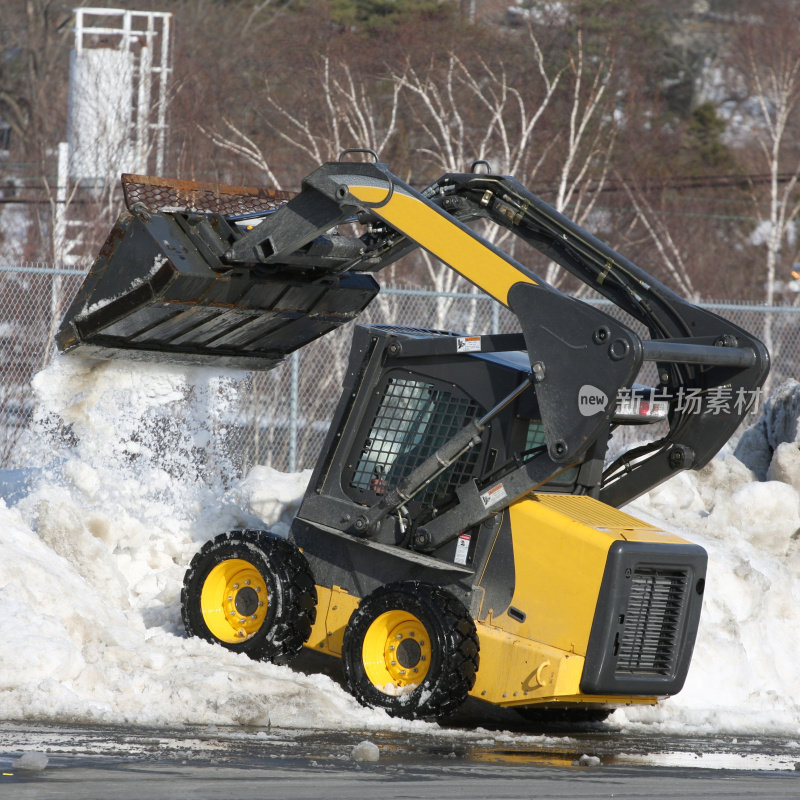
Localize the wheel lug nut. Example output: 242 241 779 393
233 583 239 589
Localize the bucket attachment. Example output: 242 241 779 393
56 176 379 370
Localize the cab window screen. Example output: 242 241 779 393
350 376 480 507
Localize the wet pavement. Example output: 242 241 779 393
2 718 799 799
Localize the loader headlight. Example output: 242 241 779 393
612 385 669 424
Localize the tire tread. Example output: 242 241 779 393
342 581 479 719
181 529 316 664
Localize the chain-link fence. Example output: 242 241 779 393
1 263 797 476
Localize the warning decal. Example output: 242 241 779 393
454 533 471 565
480 482 508 509
457 336 481 353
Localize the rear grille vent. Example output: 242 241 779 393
615 567 688 676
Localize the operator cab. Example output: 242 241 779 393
307 325 666 543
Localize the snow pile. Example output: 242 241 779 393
1 356 799 737
0 356 397 730
734 378 800 482
618 380 800 735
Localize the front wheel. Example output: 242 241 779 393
181 530 316 664
342 581 479 720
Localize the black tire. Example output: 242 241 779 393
342 581 479 720
181 530 316 664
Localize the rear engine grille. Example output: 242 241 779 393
615 567 688 676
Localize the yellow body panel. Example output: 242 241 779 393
531 493 688 545
348 184 536 305
497 500 613 655
467 494 684 706
484 495 687 657
470 621 654 708
304 494 686 708
306 584 360 657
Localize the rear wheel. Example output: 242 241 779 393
181 530 316 664
342 581 479 719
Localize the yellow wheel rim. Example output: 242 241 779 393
362 609 431 694
200 558 268 643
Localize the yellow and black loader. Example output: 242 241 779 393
57 153 769 721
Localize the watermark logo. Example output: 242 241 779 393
615 385 763 417
578 384 608 416
577 384 764 420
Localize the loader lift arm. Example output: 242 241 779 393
57 156 769 509
215 157 768 506
414 169 770 506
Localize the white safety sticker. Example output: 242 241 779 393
457 336 481 353
480 482 507 509
454 533 471 565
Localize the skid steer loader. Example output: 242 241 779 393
57 152 769 721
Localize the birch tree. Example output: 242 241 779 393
617 179 698 302
391 24 616 315
727 5 800 364
202 56 403 466
203 55 401 188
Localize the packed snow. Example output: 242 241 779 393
1 355 799 740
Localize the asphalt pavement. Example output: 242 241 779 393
2 721 799 800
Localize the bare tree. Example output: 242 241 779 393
392 33 563 181
617 179 698 301
742 14 800 307
724 5 800 365
546 30 617 285
198 56 404 465
0 1 72 166
391 25 616 295
204 56 401 188
201 119 284 188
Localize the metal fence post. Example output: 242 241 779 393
289 350 300 472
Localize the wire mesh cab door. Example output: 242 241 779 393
344 369 485 522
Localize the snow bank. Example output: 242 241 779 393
617 384 800 735
1 356 799 736
0 357 399 731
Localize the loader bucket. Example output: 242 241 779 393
56 176 379 370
